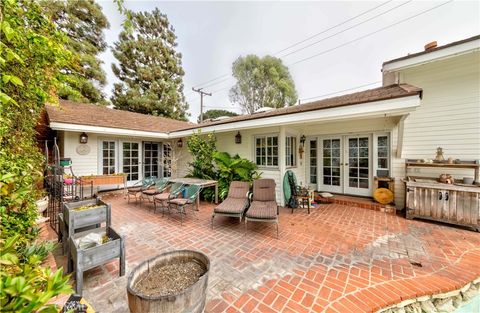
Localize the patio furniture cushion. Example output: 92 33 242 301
319 192 333 198
169 198 191 206
245 201 278 219
228 181 250 199
143 188 160 196
252 179 276 202
214 198 248 214
154 193 170 201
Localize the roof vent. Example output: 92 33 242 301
424 41 437 51
253 107 275 114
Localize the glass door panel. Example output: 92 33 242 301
143 142 160 178
121 141 140 184
320 138 342 193
345 136 371 196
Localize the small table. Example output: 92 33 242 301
168 178 219 208
295 189 314 214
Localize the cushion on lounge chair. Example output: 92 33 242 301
245 201 278 219
128 187 143 193
228 181 250 199
143 188 159 195
169 198 191 206
252 179 276 202
214 198 248 214
154 193 170 201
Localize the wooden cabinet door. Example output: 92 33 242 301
456 191 480 226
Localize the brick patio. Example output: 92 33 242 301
53 192 480 312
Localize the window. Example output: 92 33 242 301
309 139 317 184
285 136 297 167
102 141 116 174
376 135 389 177
255 135 278 167
162 143 172 178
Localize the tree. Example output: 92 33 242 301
199 109 238 122
229 55 297 114
111 8 188 120
42 0 110 104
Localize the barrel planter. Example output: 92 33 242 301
127 250 210 313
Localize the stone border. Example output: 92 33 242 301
377 277 480 313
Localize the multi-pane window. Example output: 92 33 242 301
377 135 389 177
102 141 116 174
309 140 317 184
163 143 172 178
144 142 159 178
255 135 278 167
285 136 297 167
323 139 341 186
348 137 369 189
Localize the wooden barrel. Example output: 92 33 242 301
127 250 210 313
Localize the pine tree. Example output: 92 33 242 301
111 8 188 120
42 0 110 104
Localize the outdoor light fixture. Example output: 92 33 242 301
79 132 88 144
300 135 306 146
235 132 242 144
177 138 183 148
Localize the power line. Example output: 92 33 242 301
279 1 411 58
289 1 452 66
300 81 381 102
190 1 397 89
192 87 212 123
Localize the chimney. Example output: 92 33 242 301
424 41 437 51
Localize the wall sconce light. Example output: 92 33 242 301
79 132 88 144
300 135 306 146
177 138 183 148
299 135 306 159
235 131 242 144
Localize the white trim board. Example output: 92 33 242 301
49 122 169 139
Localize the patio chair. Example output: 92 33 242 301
141 178 170 203
211 181 250 229
126 176 156 203
245 179 279 238
168 184 202 225
153 182 184 215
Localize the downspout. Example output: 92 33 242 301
279 126 286 206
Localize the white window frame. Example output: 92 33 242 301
99 140 117 175
254 134 279 168
373 133 391 178
285 135 297 168
308 138 318 187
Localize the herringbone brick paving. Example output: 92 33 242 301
53 193 480 312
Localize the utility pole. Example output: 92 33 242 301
192 87 212 123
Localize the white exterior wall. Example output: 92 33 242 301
387 51 480 208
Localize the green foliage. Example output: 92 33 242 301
0 0 73 309
199 109 238 123
111 8 189 120
42 0 110 105
229 55 298 114
0 236 72 313
213 152 261 200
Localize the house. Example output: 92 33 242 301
43 35 480 208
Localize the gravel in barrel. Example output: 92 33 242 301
133 261 205 297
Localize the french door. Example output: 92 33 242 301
120 141 141 185
316 135 373 196
143 142 160 178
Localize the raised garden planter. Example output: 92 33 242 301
127 250 210 313
68 226 125 295
60 198 111 255
80 174 126 186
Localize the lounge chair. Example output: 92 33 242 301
245 179 279 238
127 176 156 203
153 182 184 215
141 178 170 203
211 181 250 229
168 184 202 225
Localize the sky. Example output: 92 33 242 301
97 1 480 122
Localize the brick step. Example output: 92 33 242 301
314 193 396 214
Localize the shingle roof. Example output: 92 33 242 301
46 100 193 133
181 84 422 130
383 35 480 66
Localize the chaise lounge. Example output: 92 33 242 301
245 179 279 238
211 181 250 229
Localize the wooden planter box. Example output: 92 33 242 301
68 226 125 295
80 174 126 186
60 198 111 255
405 181 480 231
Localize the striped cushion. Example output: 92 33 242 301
143 188 159 195
168 198 190 206
214 198 248 214
228 181 250 199
245 201 278 219
154 193 170 201
252 179 276 201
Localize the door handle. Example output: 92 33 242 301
445 192 449 201
438 191 443 200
